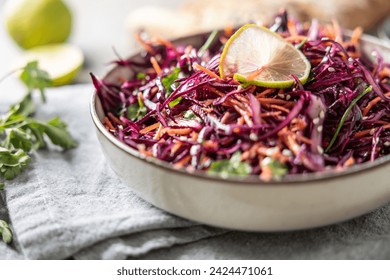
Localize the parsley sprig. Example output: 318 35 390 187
0 62 77 243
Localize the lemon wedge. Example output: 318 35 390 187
219 24 311 88
19 43 84 86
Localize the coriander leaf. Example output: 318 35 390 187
4 128 32 152
9 93 35 117
261 157 288 179
208 152 251 178
0 220 12 244
27 117 77 149
169 97 182 108
0 148 30 180
19 61 52 103
162 67 180 97
184 110 196 120
127 96 147 121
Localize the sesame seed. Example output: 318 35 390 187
317 125 323 133
249 133 258 141
286 95 291 100
370 128 375 135
313 118 320 125
278 93 285 99
328 67 335 72
384 141 390 147
282 149 293 156
317 146 324 154
319 111 325 119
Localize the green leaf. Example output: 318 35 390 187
208 152 251 178
261 157 288 179
0 182 4 190
136 73 146 80
19 61 52 103
27 117 77 149
127 96 147 121
184 110 196 120
9 93 35 117
169 97 182 108
4 128 32 152
0 220 13 244
161 67 180 97
0 148 30 180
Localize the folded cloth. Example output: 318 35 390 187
0 84 226 260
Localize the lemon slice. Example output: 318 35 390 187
19 43 84 86
219 24 311 88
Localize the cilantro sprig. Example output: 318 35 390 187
0 61 77 244
0 62 77 192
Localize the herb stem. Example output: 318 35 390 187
325 86 372 152
199 30 219 56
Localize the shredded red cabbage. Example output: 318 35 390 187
92 11 390 180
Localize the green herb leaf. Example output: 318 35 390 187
169 97 182 108
9 93 35 117
0 220 12 244
19 61 52 103
0 148 30 180
4 128 32 152
27 117 77 149
162 67 180 97
184 110 196 120
136 73 146 80
208 152 251 178
261 157 288 179
0 182 4 190
127 95 147 121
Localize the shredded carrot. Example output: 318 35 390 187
191 131 199 141
269 104 290 113
343 156 355 167
260 111 282 118
174 155 191 168
332 19 343 43
150 57 162 76
221 112 231 124
140 122 160 134
104 117 115 130
155 36 176 50
193 63 221 80
107 112 123 126
379 67 390 79
350 26 363 46
287 20 298 37
256 89 276 98
352 124 390 138
134 32 155 54
153 124 163 140
362 92 390 116
224 24 234 37
162 128 192 135
170 141 182 155
257 98 293 105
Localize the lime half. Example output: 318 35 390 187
219 24 311 88
19 43 84 86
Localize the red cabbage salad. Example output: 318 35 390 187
92 12 390 180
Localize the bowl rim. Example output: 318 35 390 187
90 31 390 186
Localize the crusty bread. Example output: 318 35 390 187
125 0 390 39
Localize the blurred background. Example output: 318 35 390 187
0 0 390 91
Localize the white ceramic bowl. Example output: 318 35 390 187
90 32 390 231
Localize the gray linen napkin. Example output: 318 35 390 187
0 84 225 260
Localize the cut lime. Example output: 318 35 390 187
19 43 84 86
219 24 311 88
